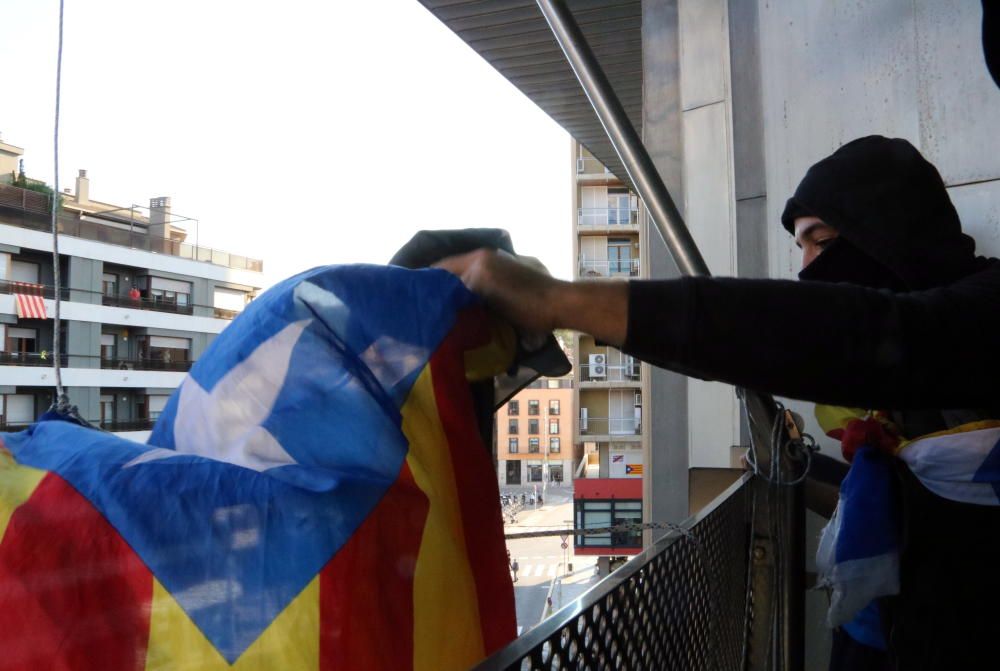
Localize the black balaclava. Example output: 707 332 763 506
781 136 984 292
984 0 1000 89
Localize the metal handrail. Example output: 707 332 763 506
535 3 800 667
474 473 753 670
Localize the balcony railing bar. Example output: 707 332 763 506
577 207 639 228
0 352 194 372
578 363 641 382
0 279 244 320
578 258 641 278
578 416 641 435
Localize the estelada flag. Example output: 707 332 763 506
0 265 517 670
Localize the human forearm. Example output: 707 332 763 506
622 272 1000 408
549 280 629 347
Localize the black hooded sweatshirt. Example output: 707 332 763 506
623 136 1000 669
622 136 1000 418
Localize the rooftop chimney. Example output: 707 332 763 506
75 169 89 204
149 196 171 239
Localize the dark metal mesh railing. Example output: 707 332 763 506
477 474 752 671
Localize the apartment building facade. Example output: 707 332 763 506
496 376 575 487
571 141 648 558
0 138 263 440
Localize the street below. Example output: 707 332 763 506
502 484 599 635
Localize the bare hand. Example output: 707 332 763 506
435 248 562 336
435 248 631 347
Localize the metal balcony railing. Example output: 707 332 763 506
577 207 639 228
476 474 752 670
0 351 69 367
579 416 640 436
0 278 243 320
100 357 192 372
0 183 263 272
98 418 158 432
100 293 195 316
578 363 641 382
0 351 193 372
578 259 640 278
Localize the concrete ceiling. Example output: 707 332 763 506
417 0 642 189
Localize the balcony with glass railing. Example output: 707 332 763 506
578 258 640 278
577 206 639 229
578 415 641 437
578 361 641 383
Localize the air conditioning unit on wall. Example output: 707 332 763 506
589 353 606 378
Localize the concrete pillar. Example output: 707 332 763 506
641 0 690 543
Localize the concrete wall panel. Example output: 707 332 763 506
679 0 728 110
758 0 922 280
915 1 1000 185
682 102 736 276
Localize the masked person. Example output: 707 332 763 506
438 136 1000 668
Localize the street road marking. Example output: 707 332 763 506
547 564 557 577
533 564 544 577
521 564 532 576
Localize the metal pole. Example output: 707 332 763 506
534 2 803 668
534 0 708 278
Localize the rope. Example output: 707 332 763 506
743 400 819 486
504 519 693 541
48 0 70 415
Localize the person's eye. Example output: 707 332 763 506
816 238 835 249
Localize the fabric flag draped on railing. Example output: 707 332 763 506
0 264 517 670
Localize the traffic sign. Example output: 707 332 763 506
560 541 568 549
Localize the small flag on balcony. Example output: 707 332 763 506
13 282 47 319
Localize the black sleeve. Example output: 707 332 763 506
621 263 1000 409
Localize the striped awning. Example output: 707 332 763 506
13 282 47 319
417 0 642 189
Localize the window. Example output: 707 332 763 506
549 418 559 435
148 395 170 421
100 394 115 425
100 333 116 361
5 327 37 354
102 273 118 297
607 188 632 226
10 260 40 284
575 499 642 548
507 400 519 416
608 238 633 275
549 437 561 453
142 277 193 309
508 437 518 453
528 419 539 434
528 399 540 415
528 438 540 453
213 287 247 314
508 418 518 434
548 399 560 415
137 335 190 368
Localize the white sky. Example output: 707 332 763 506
0 0 572 288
